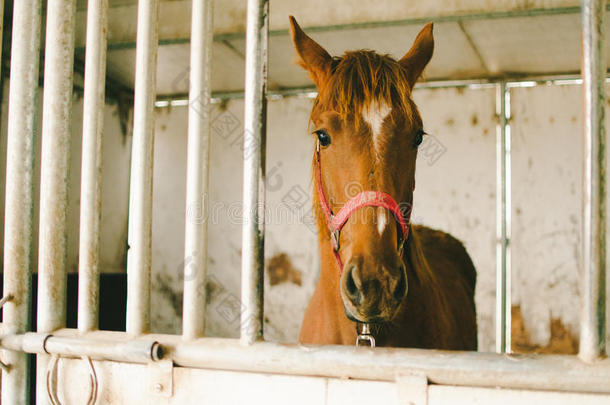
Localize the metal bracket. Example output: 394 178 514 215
395 372 428 405
149 359 173 398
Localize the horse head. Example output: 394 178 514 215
289 16 434 324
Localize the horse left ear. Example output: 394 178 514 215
399 23 434 88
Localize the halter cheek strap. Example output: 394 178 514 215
315 142 413 271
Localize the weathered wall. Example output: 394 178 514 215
510 83 610 349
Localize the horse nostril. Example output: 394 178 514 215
393 269 407 302
345 266 361 305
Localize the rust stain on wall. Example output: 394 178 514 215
511 305 578 354
205 278 220 304
266 253 302 286
470 114 478 126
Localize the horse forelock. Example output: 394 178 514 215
312 50 415 128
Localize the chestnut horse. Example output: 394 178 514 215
289 17 477 349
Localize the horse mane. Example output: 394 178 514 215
313 50 415 128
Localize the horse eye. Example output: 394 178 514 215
315 129 331 147
414 129 426 147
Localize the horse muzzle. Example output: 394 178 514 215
340 257 408 323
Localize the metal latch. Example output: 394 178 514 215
149 359 174 398
396 373 428 405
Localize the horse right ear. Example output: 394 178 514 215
289 16 333 89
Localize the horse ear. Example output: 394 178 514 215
399 23 434 88
289 16 333 89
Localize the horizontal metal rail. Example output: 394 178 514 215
1 330 610 395
0 332 160 364
153 72 610 107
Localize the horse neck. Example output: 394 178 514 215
404 227 455 344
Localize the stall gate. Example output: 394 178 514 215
1 0 609 404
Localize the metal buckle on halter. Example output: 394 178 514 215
356 323 376 347
330 229 340 252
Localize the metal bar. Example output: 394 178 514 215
182 0 214 340
37 0 77 335
3 330 610 394
240 0 268 345
37 1 77 403
1 1 42 403
99 5 610 50
153 72 610 106
495 82 512 353
1 332 161 364
580 0 607 363
78 0 109 333
126 0 160 335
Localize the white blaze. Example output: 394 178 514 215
362 101 392 153
364 102 392 235
377 208 388 236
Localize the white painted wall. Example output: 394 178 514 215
510 83 610 347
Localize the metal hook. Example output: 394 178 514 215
46 354 99 405
84 356 99 405
46 354 61 405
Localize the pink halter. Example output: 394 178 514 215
314 142 412 271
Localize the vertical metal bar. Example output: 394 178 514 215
37 0 77 334
182 0 214 340
78 0 108 333
495 82 512 353
580 0 606 362
240 0 268 345
2 1 42 403
126 0 160 335
36 0 77 403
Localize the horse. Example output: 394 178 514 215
289 16 477 350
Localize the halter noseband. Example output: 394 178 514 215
315 141 412 271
